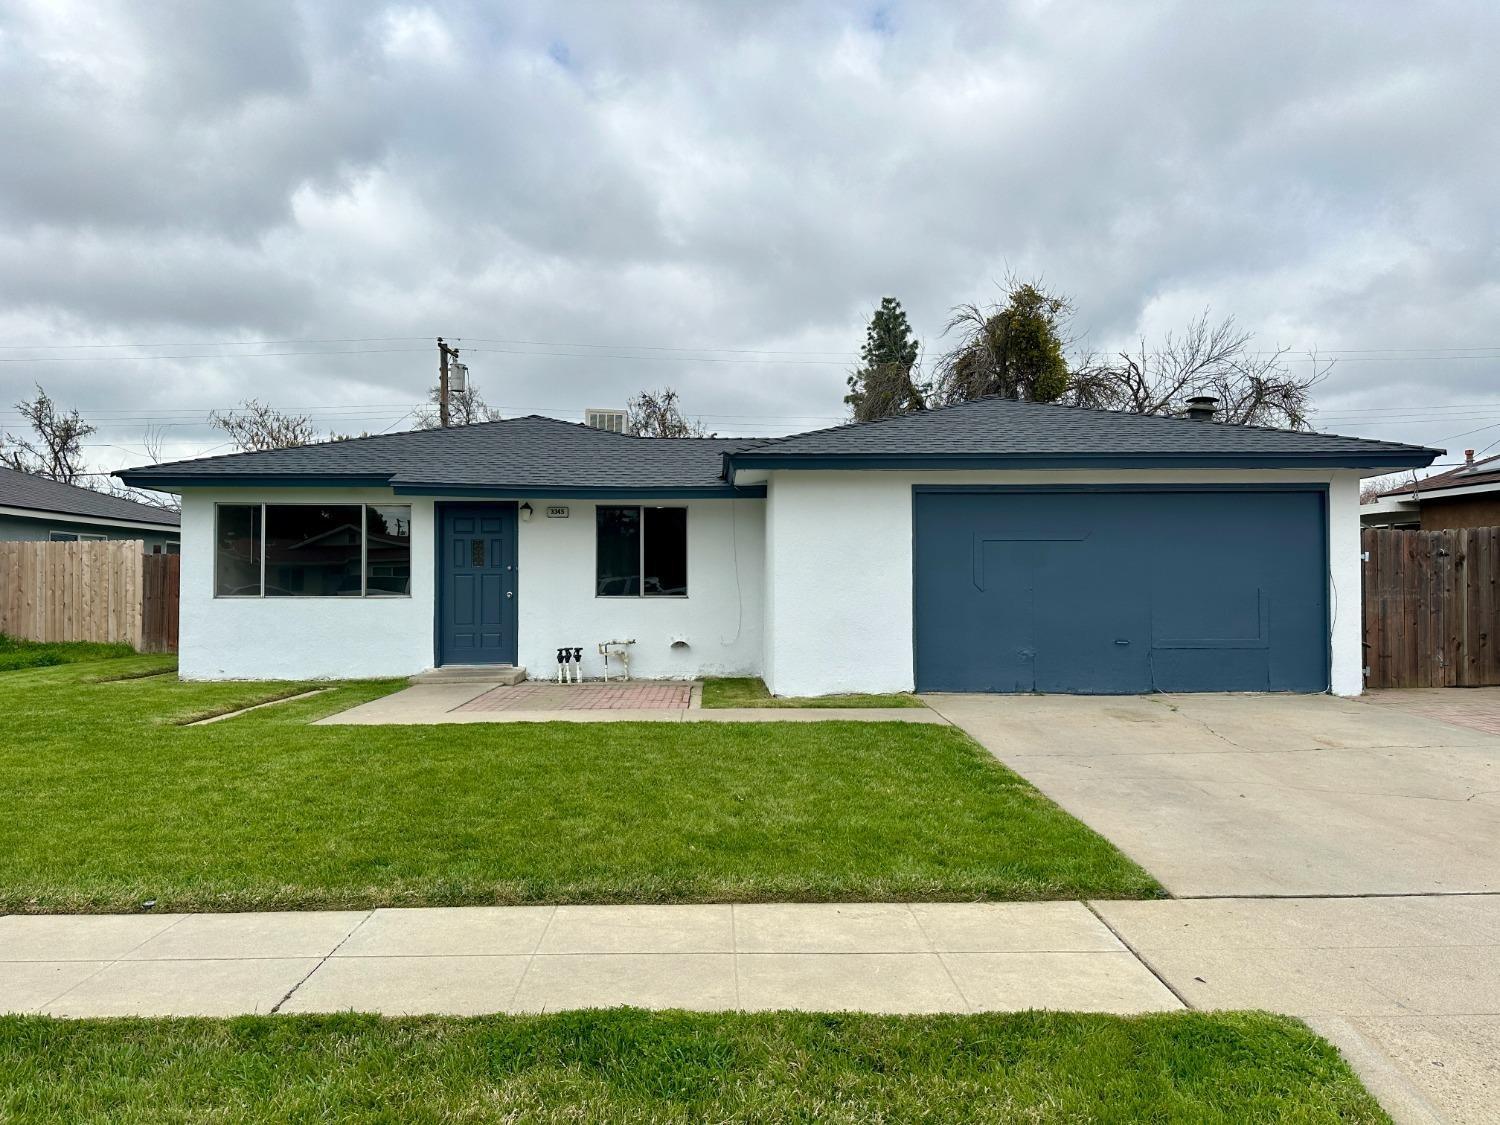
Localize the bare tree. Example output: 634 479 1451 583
0 385 96 483
1070 312 1327 428
414 382 501 429
209 400 320 451
107 424 180 510
627 387 714 437
1360 471 1418 504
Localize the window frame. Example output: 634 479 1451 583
49 531 107 542
212 502 412 599
595 504 689 599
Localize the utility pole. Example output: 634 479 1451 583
436 337 461 428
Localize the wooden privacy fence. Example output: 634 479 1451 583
0 540 179 653
1362 526 1500 688
140 552 180 653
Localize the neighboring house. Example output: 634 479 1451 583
0 466 179 552
1361 449 1500 530
116 397 1435 696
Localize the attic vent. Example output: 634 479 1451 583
1185 395 1219 422
585 408 627 433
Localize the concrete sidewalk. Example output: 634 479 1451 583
0 902 1175 1018
1099 895 1500 1125
316 682 947 725
5 895 1497 1120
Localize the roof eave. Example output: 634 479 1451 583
391 482 766 499
726 450 1440 476
0 503 179 531
113 472 395 490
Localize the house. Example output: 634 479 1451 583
116 396 1436 696
1360 449 1500 530
0 466 179 551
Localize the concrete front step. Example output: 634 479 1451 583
410 666 527 686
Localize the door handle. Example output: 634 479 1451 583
1114 639 1130 645
506 591 514 598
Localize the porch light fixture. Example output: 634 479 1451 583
519 502 534 522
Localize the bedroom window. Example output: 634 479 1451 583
596 505 687 597
214 503 411 597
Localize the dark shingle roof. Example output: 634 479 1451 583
1381 452 1500 497
0 466 180 527
115 400 1439 494
727 396 1440 465
118 416 764 493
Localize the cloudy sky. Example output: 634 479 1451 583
1 0 1497 482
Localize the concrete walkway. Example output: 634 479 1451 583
316 682 947 725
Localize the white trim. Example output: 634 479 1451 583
1359 494 1419 519
0 504 179 534
1378 478 1500 504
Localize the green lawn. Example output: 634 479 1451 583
0 1010 1387 1124
0 655 1160 912
0 634 136 671
702 675 926 708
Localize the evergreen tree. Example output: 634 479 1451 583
844 297 926 421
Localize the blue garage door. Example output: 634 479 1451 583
913 488 1328 694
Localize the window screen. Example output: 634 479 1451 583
643 507 688 595
214 505 263 596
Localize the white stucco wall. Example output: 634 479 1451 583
178 488 438 680
517 498 764 681
178 488 764 681
760 468 1369 699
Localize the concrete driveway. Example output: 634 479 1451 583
925 689 1500 1121
923 690 1500 897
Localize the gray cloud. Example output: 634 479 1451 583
0 0 1497 474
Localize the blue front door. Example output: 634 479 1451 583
438 504 517 666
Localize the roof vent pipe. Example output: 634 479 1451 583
1185 395 1219 422
1465 448 1476 468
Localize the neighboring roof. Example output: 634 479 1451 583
115 399 1440 496
117 416 767 497
723 396 1439 475
0 466 180 528
1380 452 1500 498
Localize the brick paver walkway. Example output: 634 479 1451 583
456 682 695 712
1359 688 1500 736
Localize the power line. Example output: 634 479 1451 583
3 331 1500 365
0 346 433 364
0 336 430 350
